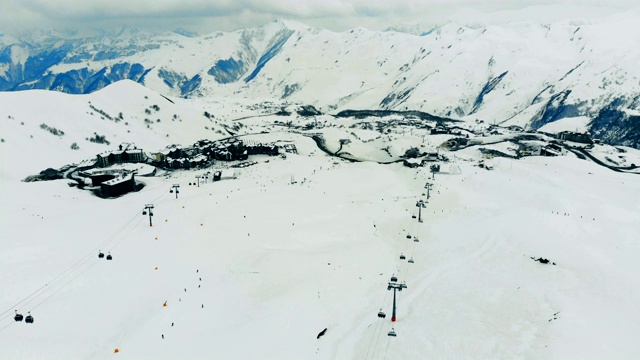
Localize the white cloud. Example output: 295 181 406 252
1 0 638 34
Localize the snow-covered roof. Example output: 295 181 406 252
191 154 207 162
102 172 133 186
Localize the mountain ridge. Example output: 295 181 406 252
1 17 640 147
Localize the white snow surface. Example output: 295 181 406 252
3 14 640 130
538 116 591 134
1 82 640 359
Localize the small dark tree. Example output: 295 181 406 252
403 147 421 158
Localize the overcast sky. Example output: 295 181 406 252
1 0 638 35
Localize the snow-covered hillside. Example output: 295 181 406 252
1 80 640 359
2 131 640 359
0 80 253 180
2 14 640 147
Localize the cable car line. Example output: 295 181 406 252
382 336 392 360
365 185 429 360
0 188 172 327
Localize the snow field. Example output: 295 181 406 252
2 146 639 359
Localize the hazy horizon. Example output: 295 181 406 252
1 0 638 36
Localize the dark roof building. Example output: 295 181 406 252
101 172 135 197
97 143 146 167
557 131 593 144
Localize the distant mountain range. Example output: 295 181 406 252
1 16 640 148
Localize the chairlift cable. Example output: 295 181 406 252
382 336 392 360
370 315 388 360
106 215 145 252
0 320 15 335
28 258 101 313
364 316 386 360
365 267 396 360
0 189 169 322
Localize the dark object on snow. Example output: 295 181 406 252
25 312 34 324
388 328 397 337
106 253 113 260
98 251 105 259
390 275 398 282
14 311 23 322
317 328 327 339
406 235 412 239
399 254 406 260
378 310 386 318
531 257 556 265
23 168 63 182
297 105 322 117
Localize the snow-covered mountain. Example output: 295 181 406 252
2 15 640 147
2 65 640 359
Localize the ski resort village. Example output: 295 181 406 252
2 6 640 360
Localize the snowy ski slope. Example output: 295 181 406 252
1 81 640 359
